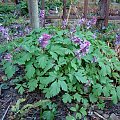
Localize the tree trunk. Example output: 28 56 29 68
28 0 39 29
97 0 109 30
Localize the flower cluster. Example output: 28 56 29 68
62 19 67 29
40 10 45 19
40 10 45 26
78 17 97 29
71 36 83 44
115 34 120 45
78 18 86 26
38 34 51 48
0 26 10 40
69 26 91 59
4 53 12 62
86 17 97 29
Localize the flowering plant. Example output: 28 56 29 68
1 26 120 119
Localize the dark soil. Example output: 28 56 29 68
0 78 120 120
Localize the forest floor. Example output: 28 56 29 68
0 74 120 120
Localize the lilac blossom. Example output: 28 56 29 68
38 34 52 48
70 27 76 34
24 26 31 34
80 41 91 56
62 19 67 29
75 40 91 59
71 36 83 45
115 34 120 45
86 17 97 29
0 26 10 40
90 17 97 25
39 10 45 26
40 10 45 19
78 18 86 26
4 53 12 61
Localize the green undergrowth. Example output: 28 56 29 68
0 26 120 119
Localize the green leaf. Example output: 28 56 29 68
103 86 110 97
80 107 87 116
116 86 120 100
111 88 118 104
41 60 54 75
59 81 67 91
43 111 54 120
38 76 56 87
37 55 48 69
75 70 87 83
50 45 66 56
4 63 16 79
15 83 27 95
71 59 77 70
73 93 81 102
28 79 38 92
62 93 72 103
66 115 75 120
70 107 77 112
89 93 98 103
57 57 66 66
76 113 82 119
50 81 60 97
50 52 58 60
15 52 32 65
25 63 35 79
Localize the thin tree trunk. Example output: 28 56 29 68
28 0 39 29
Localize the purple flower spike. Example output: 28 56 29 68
0 26 10 40
40 10 45 19
75 40 91 59
79 18 86 26
91 17 97 25
71 36 83 45
75 50 81 59
4 53 12 61
86 17 97 29
38 34 51 48
62 19 67 29
115 34 120 45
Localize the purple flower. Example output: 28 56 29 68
71 36 83 44
86 20 92 29
70 27 76 34
75 50 81 59
40 10 45 19
38 34 52 48
91 17 97 25
62 19 67 29
4 53 12 61
0 26 10 40
78 18 86 26
74 40 91 59
86 17 97 29
24 26 31 34
80 41 91 55
115 34 120 45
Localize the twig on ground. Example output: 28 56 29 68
1 104 10 120
2 97 12 107
94 111 107 120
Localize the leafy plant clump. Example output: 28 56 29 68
1 26 120 119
